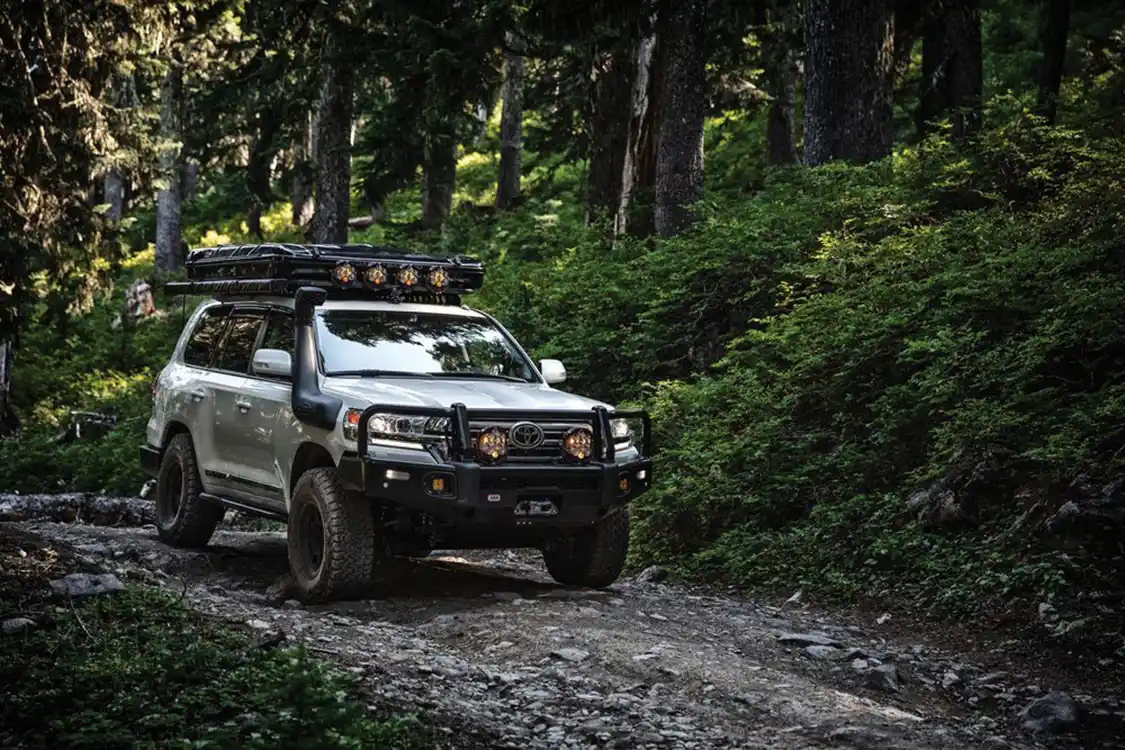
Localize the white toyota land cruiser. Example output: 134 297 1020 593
141 244 652 601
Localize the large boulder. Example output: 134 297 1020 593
1043 474 1125 550
906 447 1013 529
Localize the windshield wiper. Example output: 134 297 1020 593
427 371 530 383
325 369 433 378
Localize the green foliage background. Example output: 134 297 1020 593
4 1 1125 652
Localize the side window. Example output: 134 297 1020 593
215 310 266 374
183 307 229 368
255 309 294 381
259 309 294 356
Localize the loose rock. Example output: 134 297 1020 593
804 645 838 661
1020 691 1079 734
49 572 124 599
777 632 841 648
636 565 669 584
550 648 590 663
2 617 37 635
866 664 901 693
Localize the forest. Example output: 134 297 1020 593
2 0 1125 710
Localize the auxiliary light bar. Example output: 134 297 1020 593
164 243 484 301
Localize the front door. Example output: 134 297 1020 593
208 307 280 506
238 307 295 513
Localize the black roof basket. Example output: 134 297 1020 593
163 243 484 303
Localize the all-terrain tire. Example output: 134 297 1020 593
155 433 224 548
288 467 375 602
542 509 630 588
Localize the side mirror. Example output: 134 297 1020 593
253 348 292 378
540 359 566 385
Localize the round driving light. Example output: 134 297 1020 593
427 267 448 291
562 427 594 462
364 264 387 286
332 263 357 286
397 266 419 287
477 426 508 463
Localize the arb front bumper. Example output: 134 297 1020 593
336 404 653 527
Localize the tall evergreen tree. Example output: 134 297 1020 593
918 0 983 138
1036 0 1071 124
803 0 895 165
653 0 707 236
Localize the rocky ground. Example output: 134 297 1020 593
1 493 1123 749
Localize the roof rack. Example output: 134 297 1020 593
163 243 484 303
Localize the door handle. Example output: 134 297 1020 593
189 389 206 403
235 399 252 413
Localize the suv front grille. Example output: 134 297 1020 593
468 420 589 463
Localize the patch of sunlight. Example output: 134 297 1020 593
200 229 234 247
122 246 155 270
259 202 294 237
534 213 559 228
458 151 493 170
74 370 151 405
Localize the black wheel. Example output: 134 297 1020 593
155 433 223 548
542 509 630 588
287 467 374 602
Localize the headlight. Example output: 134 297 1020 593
610 418 632 445
344 409 448 445
477 426 507 463
562 427 594 461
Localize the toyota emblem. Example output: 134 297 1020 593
509 421 545 449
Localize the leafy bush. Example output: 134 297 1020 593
0 587 421 748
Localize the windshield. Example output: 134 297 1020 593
316 309 537 382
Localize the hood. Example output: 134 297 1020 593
322 376 610 413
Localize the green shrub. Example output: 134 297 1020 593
0 587 421 748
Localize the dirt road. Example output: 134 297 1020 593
4 503 1122 749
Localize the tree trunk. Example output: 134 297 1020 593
893 0 925 76
917 0 983 138
291 110 315 228
421 134 457 229
155 65 183 274
0 338 13 437
104 169 125 222
1036 0 1070 124
247 115 280 242
311 38 354 245
654 0 706 237
765 31 800 166
181 161 199 201
616 29 661 237
585 47 635 225
803 0 895 166
496 35 524 210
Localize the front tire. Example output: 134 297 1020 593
155 433 223 548
288 467 374 602
542 509 630 588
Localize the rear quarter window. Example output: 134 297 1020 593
182 307 229 368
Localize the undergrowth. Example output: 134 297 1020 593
0 532 422 748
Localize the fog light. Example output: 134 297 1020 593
332 262 357 286
397 266 419 287
424 472 455 497
562 427 593 461
385 469 410 481
428 267 448 291
364 264 387 286
477 426 507 463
